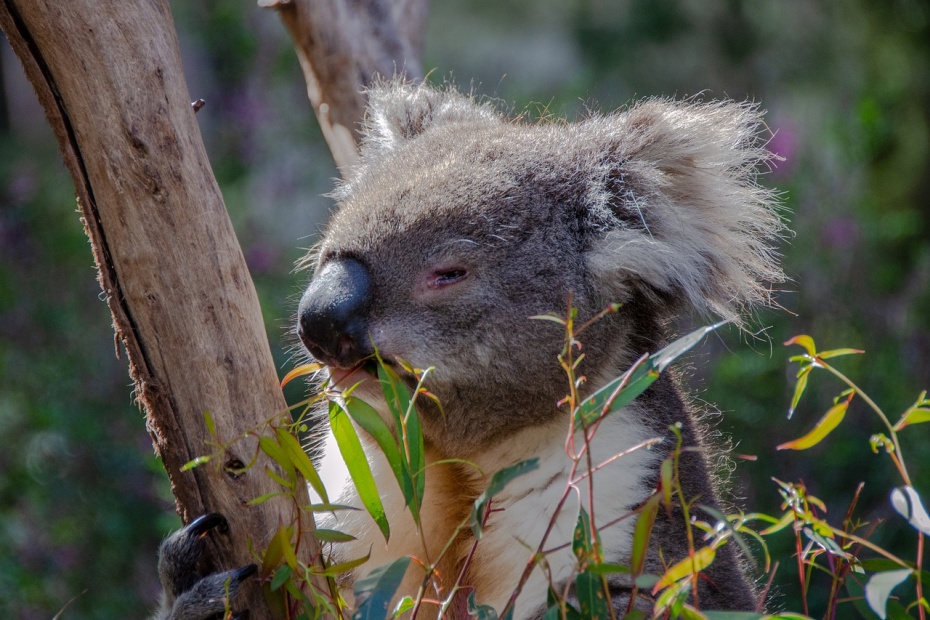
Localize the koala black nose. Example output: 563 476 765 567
297 257 373 368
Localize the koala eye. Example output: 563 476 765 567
429 268 469 288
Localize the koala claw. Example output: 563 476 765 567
187 512 230 538
153 513 256 620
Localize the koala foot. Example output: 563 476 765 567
153 513 257 620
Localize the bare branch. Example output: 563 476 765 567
263 0 429 170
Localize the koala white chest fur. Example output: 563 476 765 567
315 398 658 618
153 79 784 620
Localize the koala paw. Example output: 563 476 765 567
154 513 257 620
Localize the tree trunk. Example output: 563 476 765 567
0 1 328 617
263 0 429 171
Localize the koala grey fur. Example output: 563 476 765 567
155 79 784 619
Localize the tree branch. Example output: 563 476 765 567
0 1 329 617
262 0 429 171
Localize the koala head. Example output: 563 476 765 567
297 80 785 457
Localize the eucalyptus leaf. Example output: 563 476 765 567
343 395 414 515
329 401 389 541
466 591 500 620
575 571 611 620
864 569 912 619
353 556 411 620
890 486 930 535
575 323 724 426
277 426 329 504
471 458 539 539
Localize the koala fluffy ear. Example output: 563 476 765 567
360 79 503 154
583 99 786 324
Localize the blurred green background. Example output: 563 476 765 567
1 1 928 617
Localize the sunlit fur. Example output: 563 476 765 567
309 80 785 617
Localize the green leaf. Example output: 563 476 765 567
865 569 912 619
466 591 500 620
574 361 659 426
265 465 296 489
573 506 602 564
634 574 660 589
270 565 293 591
901 407 930 426
329 401 389 541
575 323 725 426
343 395 414 515
890 486 930 535
631 493 661 574
818 348 865 359
404 398 426 519
757 511 794 536
259 434 297 485
378 363 410 428
660 458 674 508
697 504 756 569
260 524 283 574
471 459 540 539
307 502 359 513
316 552 371 576
801 527 846 557
653 546 716 592
785 335 817 357
353 556 411 620
587 562 631 575
180 455 211 471
886 602 916 620
778 392 851 450
655 578 691 614
393 597 415 617
276 427 329 505
204 410 216 438
575 571 611 620
277 526 299 570
652 322 729 372
896 393 930 430
787 366 811 419
679 604 709 619
247 491 284 506
377 364 426 520
310 528 357 543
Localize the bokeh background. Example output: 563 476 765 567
1 1 928 617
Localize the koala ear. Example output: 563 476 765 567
361 79 503 154
582 99 786 324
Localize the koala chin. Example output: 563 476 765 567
155 80 785 619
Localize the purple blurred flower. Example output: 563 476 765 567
245 242 277 275
821 216 859 249
8 163 39 204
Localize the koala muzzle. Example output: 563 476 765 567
297 257 373 368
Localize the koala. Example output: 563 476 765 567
154 80 784 619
